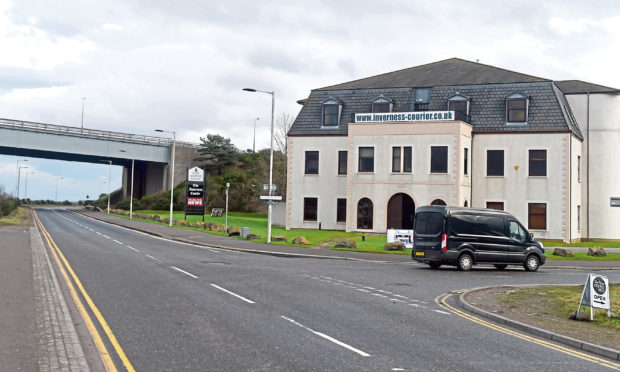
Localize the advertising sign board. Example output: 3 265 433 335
577 273 611 320
387 229 413 249
185 167 205 217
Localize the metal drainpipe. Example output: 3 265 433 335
586 92 590 240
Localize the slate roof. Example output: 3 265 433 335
555 80 619 94
289 58 588 139
319 58 549 90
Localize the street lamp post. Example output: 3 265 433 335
15 159 28 197
106 160 112 214
55 177 63 203
155 129 176 227
24 171 34 201
253 117 259 153
243 88 275 243
81 97 86 134
17 166 28 200
120 150 135 219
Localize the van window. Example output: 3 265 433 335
477 216 506 237
415 212 443 235
450 213 505 237
509 221 527 242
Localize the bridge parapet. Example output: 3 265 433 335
0 118 199 148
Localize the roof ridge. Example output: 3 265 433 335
555 79 618 91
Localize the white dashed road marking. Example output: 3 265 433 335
171 266 199 279
210 284 255 304
145 254 161 262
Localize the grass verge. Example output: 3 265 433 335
0 207 30 226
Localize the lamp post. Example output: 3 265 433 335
155 129 176 227
15 159 28 197
55 177 63 203
17 166 28 200
243 88 275 243
81 97 86 134
253 117 259 152
24 171 34 201
120 150 134 219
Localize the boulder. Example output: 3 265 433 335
228 226 241 236
552 248 574 257
570 311 590 321
384 242 405 251
334 240 356 249
272 235 287 242
292 236 310 245
178 220 189 227
195 221 205 228
217 224 227 233
588 246 607 257
160 217 170 223
246 234 261 240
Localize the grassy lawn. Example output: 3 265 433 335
541 240 620 248
110 210 619 259
495 284 619 348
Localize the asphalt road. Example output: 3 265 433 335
35 208 620 371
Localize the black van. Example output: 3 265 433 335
412 206 545 271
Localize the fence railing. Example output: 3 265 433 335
0 118 200 148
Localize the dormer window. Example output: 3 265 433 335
447 93 470 120
506 93 530 123
372 95 393 113
322 98 343 127
413 88 431 111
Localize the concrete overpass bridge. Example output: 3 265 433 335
0 118 199 200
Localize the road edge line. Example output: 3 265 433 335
35 210 136 371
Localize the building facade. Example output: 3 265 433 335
286 58 620 242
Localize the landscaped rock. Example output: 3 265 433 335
195 221 205 228
228 226 241 236
217 224 227 232
553 247 574 257
246 234 261 240
293 236 310 245
334 240 356 249
570 311 590 321
160 217 170 223
151 215 161 221
178 220 189 227
384 242 405 251
588 246 607 257
272 235 287 242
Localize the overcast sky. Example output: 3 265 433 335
1 0 619 201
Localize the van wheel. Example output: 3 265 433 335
457 254 473 271
494 264 508 270
524 255 540 272
428 262 441 270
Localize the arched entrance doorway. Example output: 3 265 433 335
387 193 415 229
431 199 447 206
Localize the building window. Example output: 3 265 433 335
403 146 412 173
464 148 469 175
577 205 581 231
528 203 547 230
430 146 448 173
392 146 412 173
486 202 504 211
392 147 401 172
305 151 319 174
372 96 393 113
529 150 547 176
577 155 581 183
447 94 470 121
506 93 529 123
357 198 373 229
431 199 447 206
487 150 504 176
337 198 346 222
358 147 374 172
413 88 431 111
322 98 343 127
338 151 347 175
303 197 318 221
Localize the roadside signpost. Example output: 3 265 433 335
387 229 414 249
185 166 205 221
577 273 611 320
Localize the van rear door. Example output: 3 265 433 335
414 212 445 255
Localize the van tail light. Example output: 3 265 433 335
441 234 447 251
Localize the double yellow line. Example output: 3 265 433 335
435 292 620 370
34 210 135 372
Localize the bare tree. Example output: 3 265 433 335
274 112 294 156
